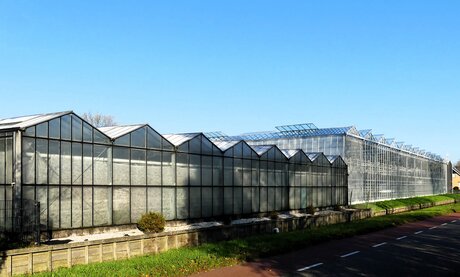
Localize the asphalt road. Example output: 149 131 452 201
194 213 460 277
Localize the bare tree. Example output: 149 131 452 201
455 160 460 171
81 112 116 127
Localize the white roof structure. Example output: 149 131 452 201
99 124 146 139
0 111 71 131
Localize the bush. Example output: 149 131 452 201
137 212 166 233
306 205 315 215
269 211 279 220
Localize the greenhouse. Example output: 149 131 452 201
227 123 450 204
0 112 347 233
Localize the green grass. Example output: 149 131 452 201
352 193 460 213
29 196 460 277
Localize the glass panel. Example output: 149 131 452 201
94 129 109 144
72 187 82 227
94 187 111 226
37 187 48 227
224 158 233 186
147 128 161 149
260 161 267 186
131 149 146 185
83 187 92 227
189 136 201 154
131 187 146 222
113 147 130 185
93 145 109 185
131 127 146 148
0 138 5 184
49 140 60 184
268 162 275 187
147 150 161 186
113 187 130 224
260 187 267 212
72 115 82 141
49 187 60 228
176 187 189 219
114 134 130 146
189 154 201 186
22 137 35 184
36 139 48 184
22 186 35 230
162 138 174 150
212 157 222 186
61 115 71 140
233 187 242 214
233 143 242 157
36 122 48 138
202 187 212 218
177 153 188 186
213 187 223 216
267 187 275 211
202 156 212 186
243 159 251 186
233 159 242 187
49 118 60 139
242 143 252 158
72 143 82 185
60 186 71 228
190 187 201 218
252 160 259 186
82 122 93 142
202 139 213 155
275 187 282 210
243 187 251 214
147 187 161 213
251 187 259 213
162 152 174 186
24 126 35 137
60 142 72 185
224 187 233 215
83 144 93 185
162 187 175 220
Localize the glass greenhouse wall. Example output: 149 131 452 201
239 125 449 204
0 112 348 232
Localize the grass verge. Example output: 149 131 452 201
29 198 460 277
352 193 460 213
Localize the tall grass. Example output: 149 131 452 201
352 193 460 212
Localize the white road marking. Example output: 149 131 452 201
372 242 387 248
429 226 438 230
414 231 423 234
451 220 457 223
396 236 407 240
341 251 360 258
441 223 448 226
297 263 324 272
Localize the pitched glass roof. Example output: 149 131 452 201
213 140 241 152
0 111 71 131
99 124 146 139
281 149 300 158
326 155 340 163
251 145 274 155
306 152 322 161
163 133 201 146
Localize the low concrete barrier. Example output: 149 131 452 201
376 199 456 216
0 209 371 276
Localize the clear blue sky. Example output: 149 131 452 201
0 1 459 162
